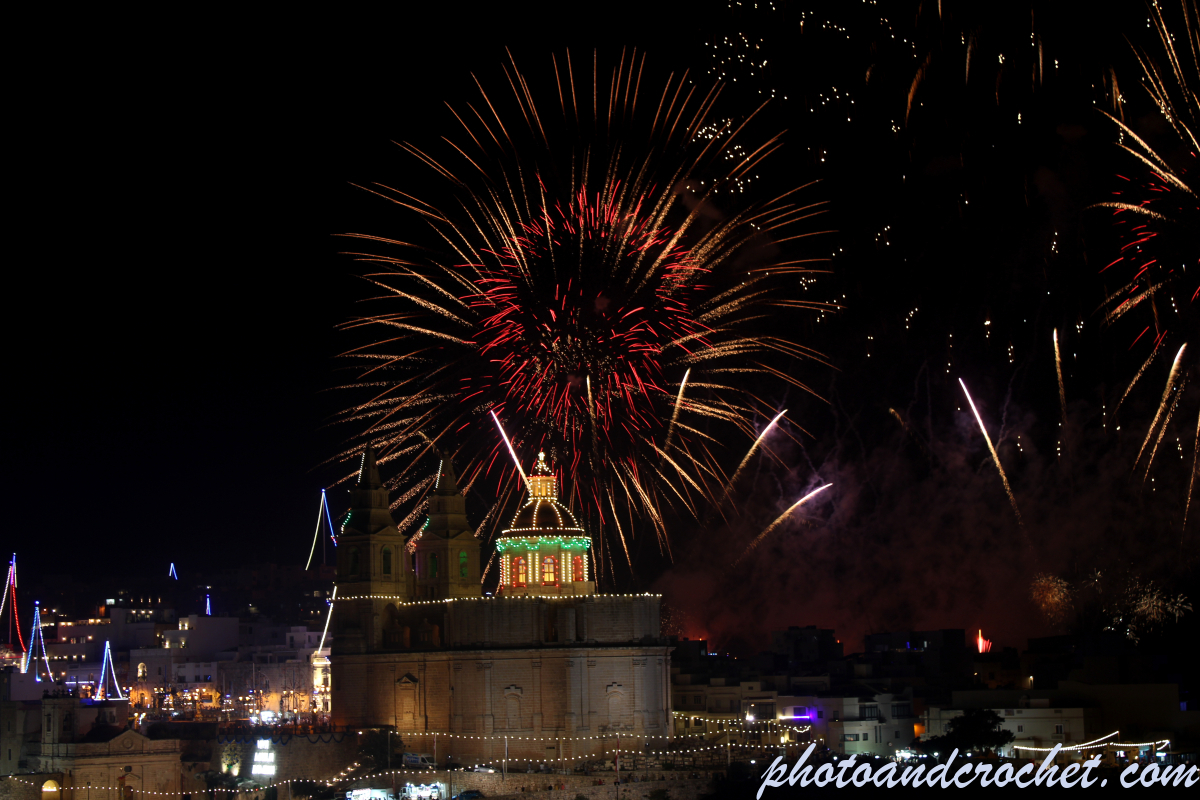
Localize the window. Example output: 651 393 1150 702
694 696 701 704
1017 725 1024 733
1055 724 1064 735
895 731 901 740
863 733 870 742
513 556 527 586
459 550 468 578
817 710 824 719
843 734 859 742
1005 709 1014 716
572 555 584 582
430 554 439 578
382 547 393 575
542 555 558 584
348 548 360 575
862 706 879 720
891 703 910 718
137 663 147 680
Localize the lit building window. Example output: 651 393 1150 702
542 556 557 585
513 556 527 586
459 550 468 578
572 555 584 582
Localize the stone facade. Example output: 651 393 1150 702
28 697 181 800
330 451 673 765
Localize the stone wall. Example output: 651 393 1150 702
0 774 62 800
207 733 359 796
333 644 672 762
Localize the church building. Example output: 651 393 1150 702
329 450 673 766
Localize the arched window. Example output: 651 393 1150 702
542 556 558 585
572 555 584 582
382 547 393 575
513 556 527 586
430 554 439 578
459 550 469 578
137 663 148 680
348 548 360 575
412 553 417 576
42 781 60 794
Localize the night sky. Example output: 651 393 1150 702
6 1 1196 659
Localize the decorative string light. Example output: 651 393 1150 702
1 736 802 796
1013 732 1169 752
333 593 659 604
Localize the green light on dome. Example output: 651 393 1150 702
494 536 591 553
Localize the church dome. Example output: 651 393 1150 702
501 452 584 536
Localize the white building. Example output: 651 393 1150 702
924 701 1099 758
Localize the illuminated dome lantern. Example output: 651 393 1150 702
497 452 594 596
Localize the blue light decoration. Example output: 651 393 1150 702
169 562 178 580
305 490 341 571
205 594 212 616
97 640 125 700
21 601 53 681
322 489 337 545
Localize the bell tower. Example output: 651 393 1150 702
333 449 411 653
412 456 481 600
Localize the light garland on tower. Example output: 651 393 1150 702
20 601 52 680
96 640 125 700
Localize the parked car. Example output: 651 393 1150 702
451 791 485 800
470 765 496 773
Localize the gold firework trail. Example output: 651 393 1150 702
734 483 832 565
1134 344 1187 471
1185 407 1199 536
1114 340 1164 418
661 368 690 460
1054 329 1067 427
959 379 1024 529
489 410 529 489
1143 375 1187 482
721 409 788 510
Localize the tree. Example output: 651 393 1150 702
358 729 400 772
918 709 1014 756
